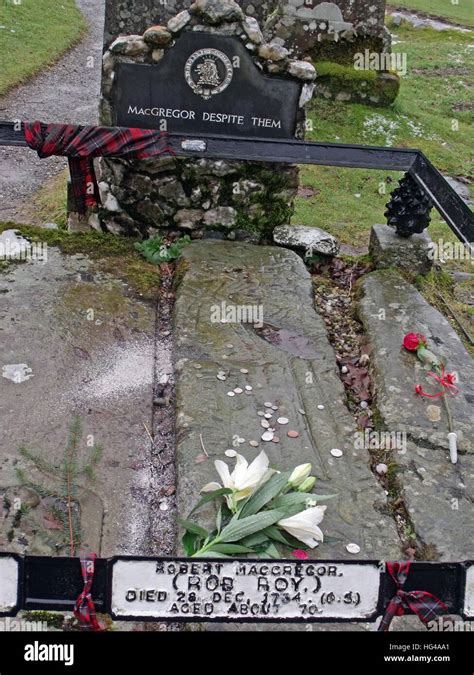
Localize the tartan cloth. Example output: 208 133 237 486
24 121 173 214
378 561 449 631
74 553 103 632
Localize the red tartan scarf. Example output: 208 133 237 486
24 121 174 214
378 561 449 631
74 554 103 631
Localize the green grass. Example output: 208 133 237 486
389 0 474 28
0 0 86 96
294 23 473 248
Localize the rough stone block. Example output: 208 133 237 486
370 223 434 275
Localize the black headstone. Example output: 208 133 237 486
112 32 301 139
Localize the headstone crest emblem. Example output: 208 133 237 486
184 48 233 100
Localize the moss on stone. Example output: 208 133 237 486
315 61 399 106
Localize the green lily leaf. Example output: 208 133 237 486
210 544 256 554
182 531 200 556
263 542 281 559
263 525 308 550
197 551 230 558
178 518 209 538
188 488 234 517
241 531 270 547
239 471 291 519
220 510 286 543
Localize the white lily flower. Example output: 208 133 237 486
201 450 272 510
288 463 312 488
278 505 327 548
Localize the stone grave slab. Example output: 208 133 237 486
0 247 160 558
174 241 401 557
358 270 474 560
172 241 407 630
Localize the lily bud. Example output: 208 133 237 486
288 463 312 488
298 476 316 493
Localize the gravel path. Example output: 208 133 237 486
0 0 105 222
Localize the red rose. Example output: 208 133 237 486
292 549 309 560
403 332 427 351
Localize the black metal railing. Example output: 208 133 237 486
1 120 472 249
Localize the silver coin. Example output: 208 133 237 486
240 368 249 374
261 420 270 429
226 344 234 349
264 402 273 408
238 438 245 444
234 388 243 394
346 543 361 554
317 404 325 410
193 364 202 369
227 391 235 397
217 374 226 381
330 448 343 458
277 417 289 425
245 385 253 391
298 409 306 415
271 405 278 411
249 440 259 448
264 413 273 419
261 431 274 442
257 411 264 416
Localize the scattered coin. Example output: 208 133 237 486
240 368 249 374
376 463 388 475
227 391 235 397
271 405 278 411
234 388 243 394
346 543 361 555
193 363 202 369
264 402 273 408
257 411 264 416
330 448 343 458
245 385 253 391
277 417 289 425
249 440 259 448
238 438 245 444
159 501 169 511
298 409 306 415
261 420 270 429
272 436 280 444
287 430 299 438
264 413 273 419
225 449 237 457
317 404 325 410
360 401 368 409
341 365 348 374
245 390 253 396
217 373 226 381
261 431 274 442
226 344 234 349
265 408 274 415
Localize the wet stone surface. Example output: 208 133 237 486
358 269 474 560
0 249 163 557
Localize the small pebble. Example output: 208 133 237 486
226 344 234 349
277 417 289 425
298 409 306 415
376 463 388 475
287 430 299 438
227 391 235 397
346 543 361 554
331 448 343 458
234 388 243 394
240 368 249 374
261 431 274 442
249 440 259 448
341 365 348 374
193 364 202 369
159 501 169 511
360 401 368 409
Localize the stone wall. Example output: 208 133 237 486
96 1 315 242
